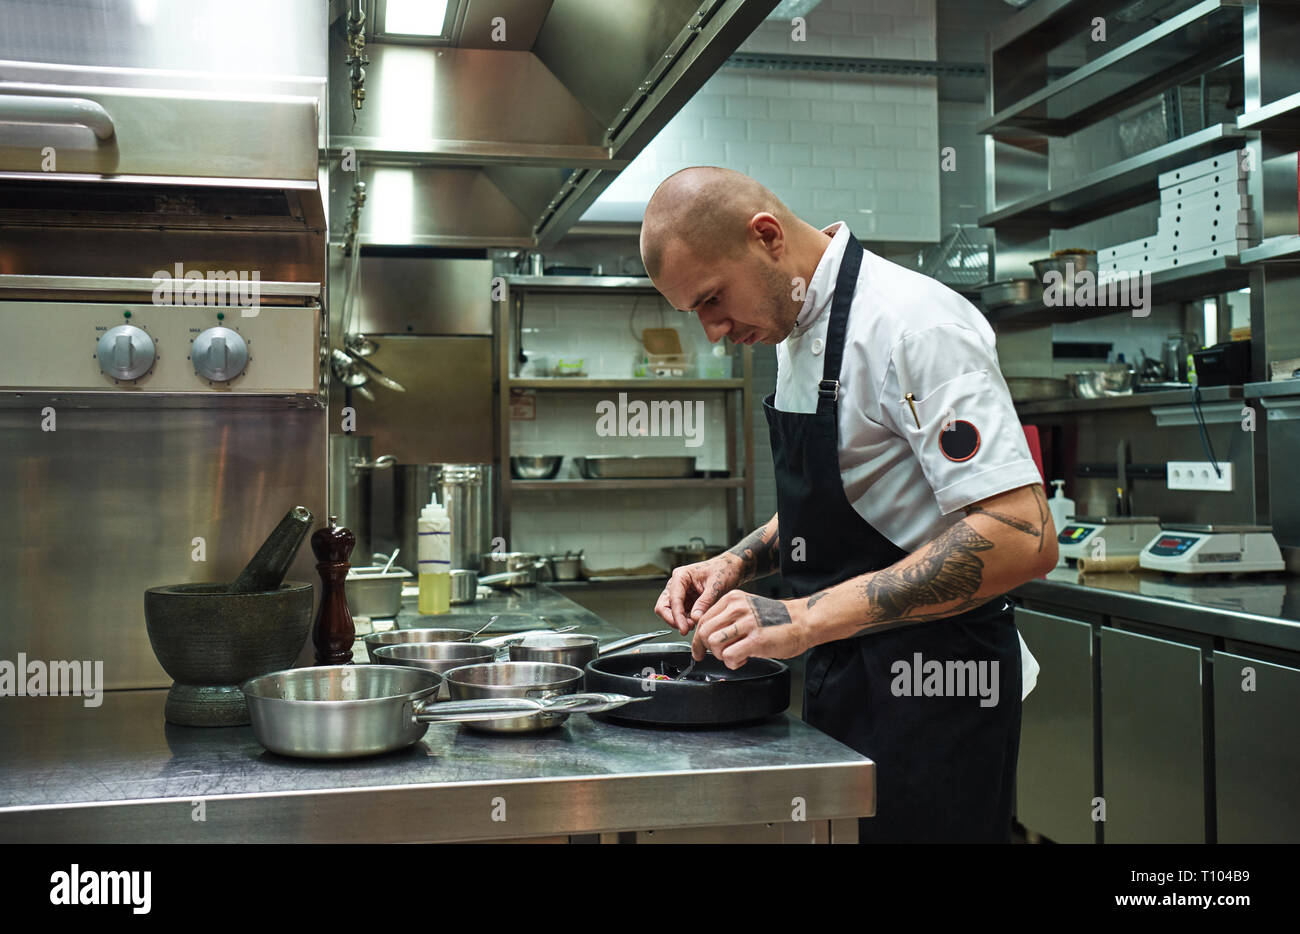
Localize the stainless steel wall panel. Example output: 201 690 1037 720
0 407 326 690
356 257 493 335
326 336 494 465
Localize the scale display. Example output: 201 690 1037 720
1058 525 1093 544
1148 535 1199 557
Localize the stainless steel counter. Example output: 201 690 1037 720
0 586 872 843
1015 568 1300 652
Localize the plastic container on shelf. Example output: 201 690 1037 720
698 345 732 379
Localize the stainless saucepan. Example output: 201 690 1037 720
507 630 673 671
242 665 642 758
362 627 475 661
371 641 496 697
442 661 585 733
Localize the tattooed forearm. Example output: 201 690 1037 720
805 590 829 610
965 505 1038 537
727 524 780 582
856 520 995 630
746 593 792 627
965 484 1051 553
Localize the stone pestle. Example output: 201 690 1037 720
228 506 315 594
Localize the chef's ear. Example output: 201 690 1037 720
749 213 785 257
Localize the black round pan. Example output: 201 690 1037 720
584 648 790 727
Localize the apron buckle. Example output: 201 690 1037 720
817 379 839 402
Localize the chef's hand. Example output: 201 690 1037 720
655 555 743 635
693 591 810 668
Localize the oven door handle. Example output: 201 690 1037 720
0 94 115 140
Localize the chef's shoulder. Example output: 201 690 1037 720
849 252 999 416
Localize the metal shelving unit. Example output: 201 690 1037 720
986 255 1250 328
979 0 1300 391
1236 89 1300 132
496 276 756 545
978 123 1247 230
1239 235 1300 265
977 0 1244 138
1015 384 1241 417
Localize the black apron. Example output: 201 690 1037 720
763 234 1022 843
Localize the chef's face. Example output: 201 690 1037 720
652 236 799 346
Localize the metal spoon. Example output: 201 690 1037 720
469 615 501 638
343 347 406 392
477 626 578 648
381 548 399 575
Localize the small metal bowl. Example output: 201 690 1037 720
450 569 478 605
510 455 562 480
508 633 600 670
1067 368 1133 399
362 627 475 661
442 661 583 732
372 641 497 697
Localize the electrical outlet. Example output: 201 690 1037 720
1167 461 1233 492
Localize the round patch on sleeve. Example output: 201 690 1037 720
938 420 980 462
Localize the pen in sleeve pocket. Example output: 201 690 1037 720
903 392 921 428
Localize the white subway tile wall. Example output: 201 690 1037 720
586 0 941 242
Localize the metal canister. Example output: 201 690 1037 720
440 464 492 571
395 463 494 574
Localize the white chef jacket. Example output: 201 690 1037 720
776 221 1041 697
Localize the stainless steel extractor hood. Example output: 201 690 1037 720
328 0 778 249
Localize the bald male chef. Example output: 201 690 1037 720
640 166 1054 844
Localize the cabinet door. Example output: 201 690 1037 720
1100 628 1206 843
1014 608 1097 843
1214 651 1300 843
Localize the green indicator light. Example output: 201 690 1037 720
217 312 225 321
123 310 132 319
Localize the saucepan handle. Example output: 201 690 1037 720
411 697 543 723
597 630 673 655
534 692 652 714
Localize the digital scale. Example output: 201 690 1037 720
1057 516 1163 565
1139 524 1285 575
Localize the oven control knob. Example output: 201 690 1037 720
96 325 156 381
191 327 249 382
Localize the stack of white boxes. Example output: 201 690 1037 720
1098 150 1252 283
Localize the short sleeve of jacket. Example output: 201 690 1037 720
876 323 1041 515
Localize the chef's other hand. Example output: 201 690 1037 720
693 591 809 668
655 555 743 635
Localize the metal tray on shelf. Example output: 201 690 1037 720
574 455 696 479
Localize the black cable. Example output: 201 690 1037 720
1191 384 1222 478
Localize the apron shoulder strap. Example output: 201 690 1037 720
817 232 864 416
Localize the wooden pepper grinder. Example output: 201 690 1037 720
311 515 355 666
